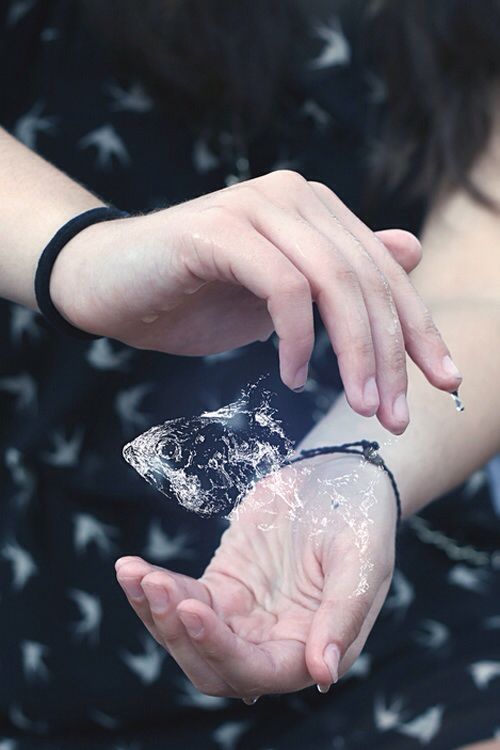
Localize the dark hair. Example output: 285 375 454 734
81 0 500 205
366 0 500 206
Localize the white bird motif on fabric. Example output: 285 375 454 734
301 99 333 130
397 705 444 745
413 619 450 650
347 652 371 679
106 80 154 112
7 0 36 27
374 694 408 731
79 124 130 170
115 384 153 431
469 660 500 689
121 634 166 685
310 16 351 69
69 589 102 644
177 677 229 710
74 513 119 556
10 305 43 345
87 339 133 371
486 454 500 514
21 640 50 682
212 721 250 750
13 100 57 149
462 468 487 498
203 349 245 366
5 447 36 509
143 521 194 562
448 564 491 594
43 428 84 467
89 709 121 730
484 614 500 629
9 704 48 734
1 541 38 590
40 26 59 42
0 373 37 411
365 71 387 104
385 569 415 616
192 136 220 173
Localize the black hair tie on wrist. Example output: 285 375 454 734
34 206 129 340
287 440 402 527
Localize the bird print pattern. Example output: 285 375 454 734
0 0 499 748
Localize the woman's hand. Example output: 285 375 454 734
50 171 461 434
115 454 397 699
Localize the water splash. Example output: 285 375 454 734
123 381 294 516
123 380 389 597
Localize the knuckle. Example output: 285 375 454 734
231 183 260 202
337 333 374 366
419 308 441 339
269 169 308 192
350 335 375 362
385 339 407 378
308 180 335 201
274 273 310 300
333 263 360 289
197 203 236 225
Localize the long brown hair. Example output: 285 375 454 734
367 0 500 206
81 0 500 204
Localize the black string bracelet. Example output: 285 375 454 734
34 206 129 340
286 440 402 527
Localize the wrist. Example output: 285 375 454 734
48 213 127 336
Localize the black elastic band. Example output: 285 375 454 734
34 206 129 340
287 440 402 527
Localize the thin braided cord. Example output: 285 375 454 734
287 440 402 527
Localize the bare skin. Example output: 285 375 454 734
116 113 500 699
0 128 461 433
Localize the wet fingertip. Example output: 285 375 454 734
441 355 462 381
316 683 331 694
324 643 341 684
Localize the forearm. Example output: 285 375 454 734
299 132 500 518
299 303 500 518
0 128 104 308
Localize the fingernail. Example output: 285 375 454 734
363 377 379 413
178 611 204 638
293 363 309 392
324 643 341 684
392 393 409 426
118 576 145 602
316 683 330 694
142 583 169 613
442 355 462 381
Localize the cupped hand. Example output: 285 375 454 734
116 454 397 699
50 170 461 434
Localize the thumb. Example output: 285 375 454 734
375 228 422 273
305 552 392 691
